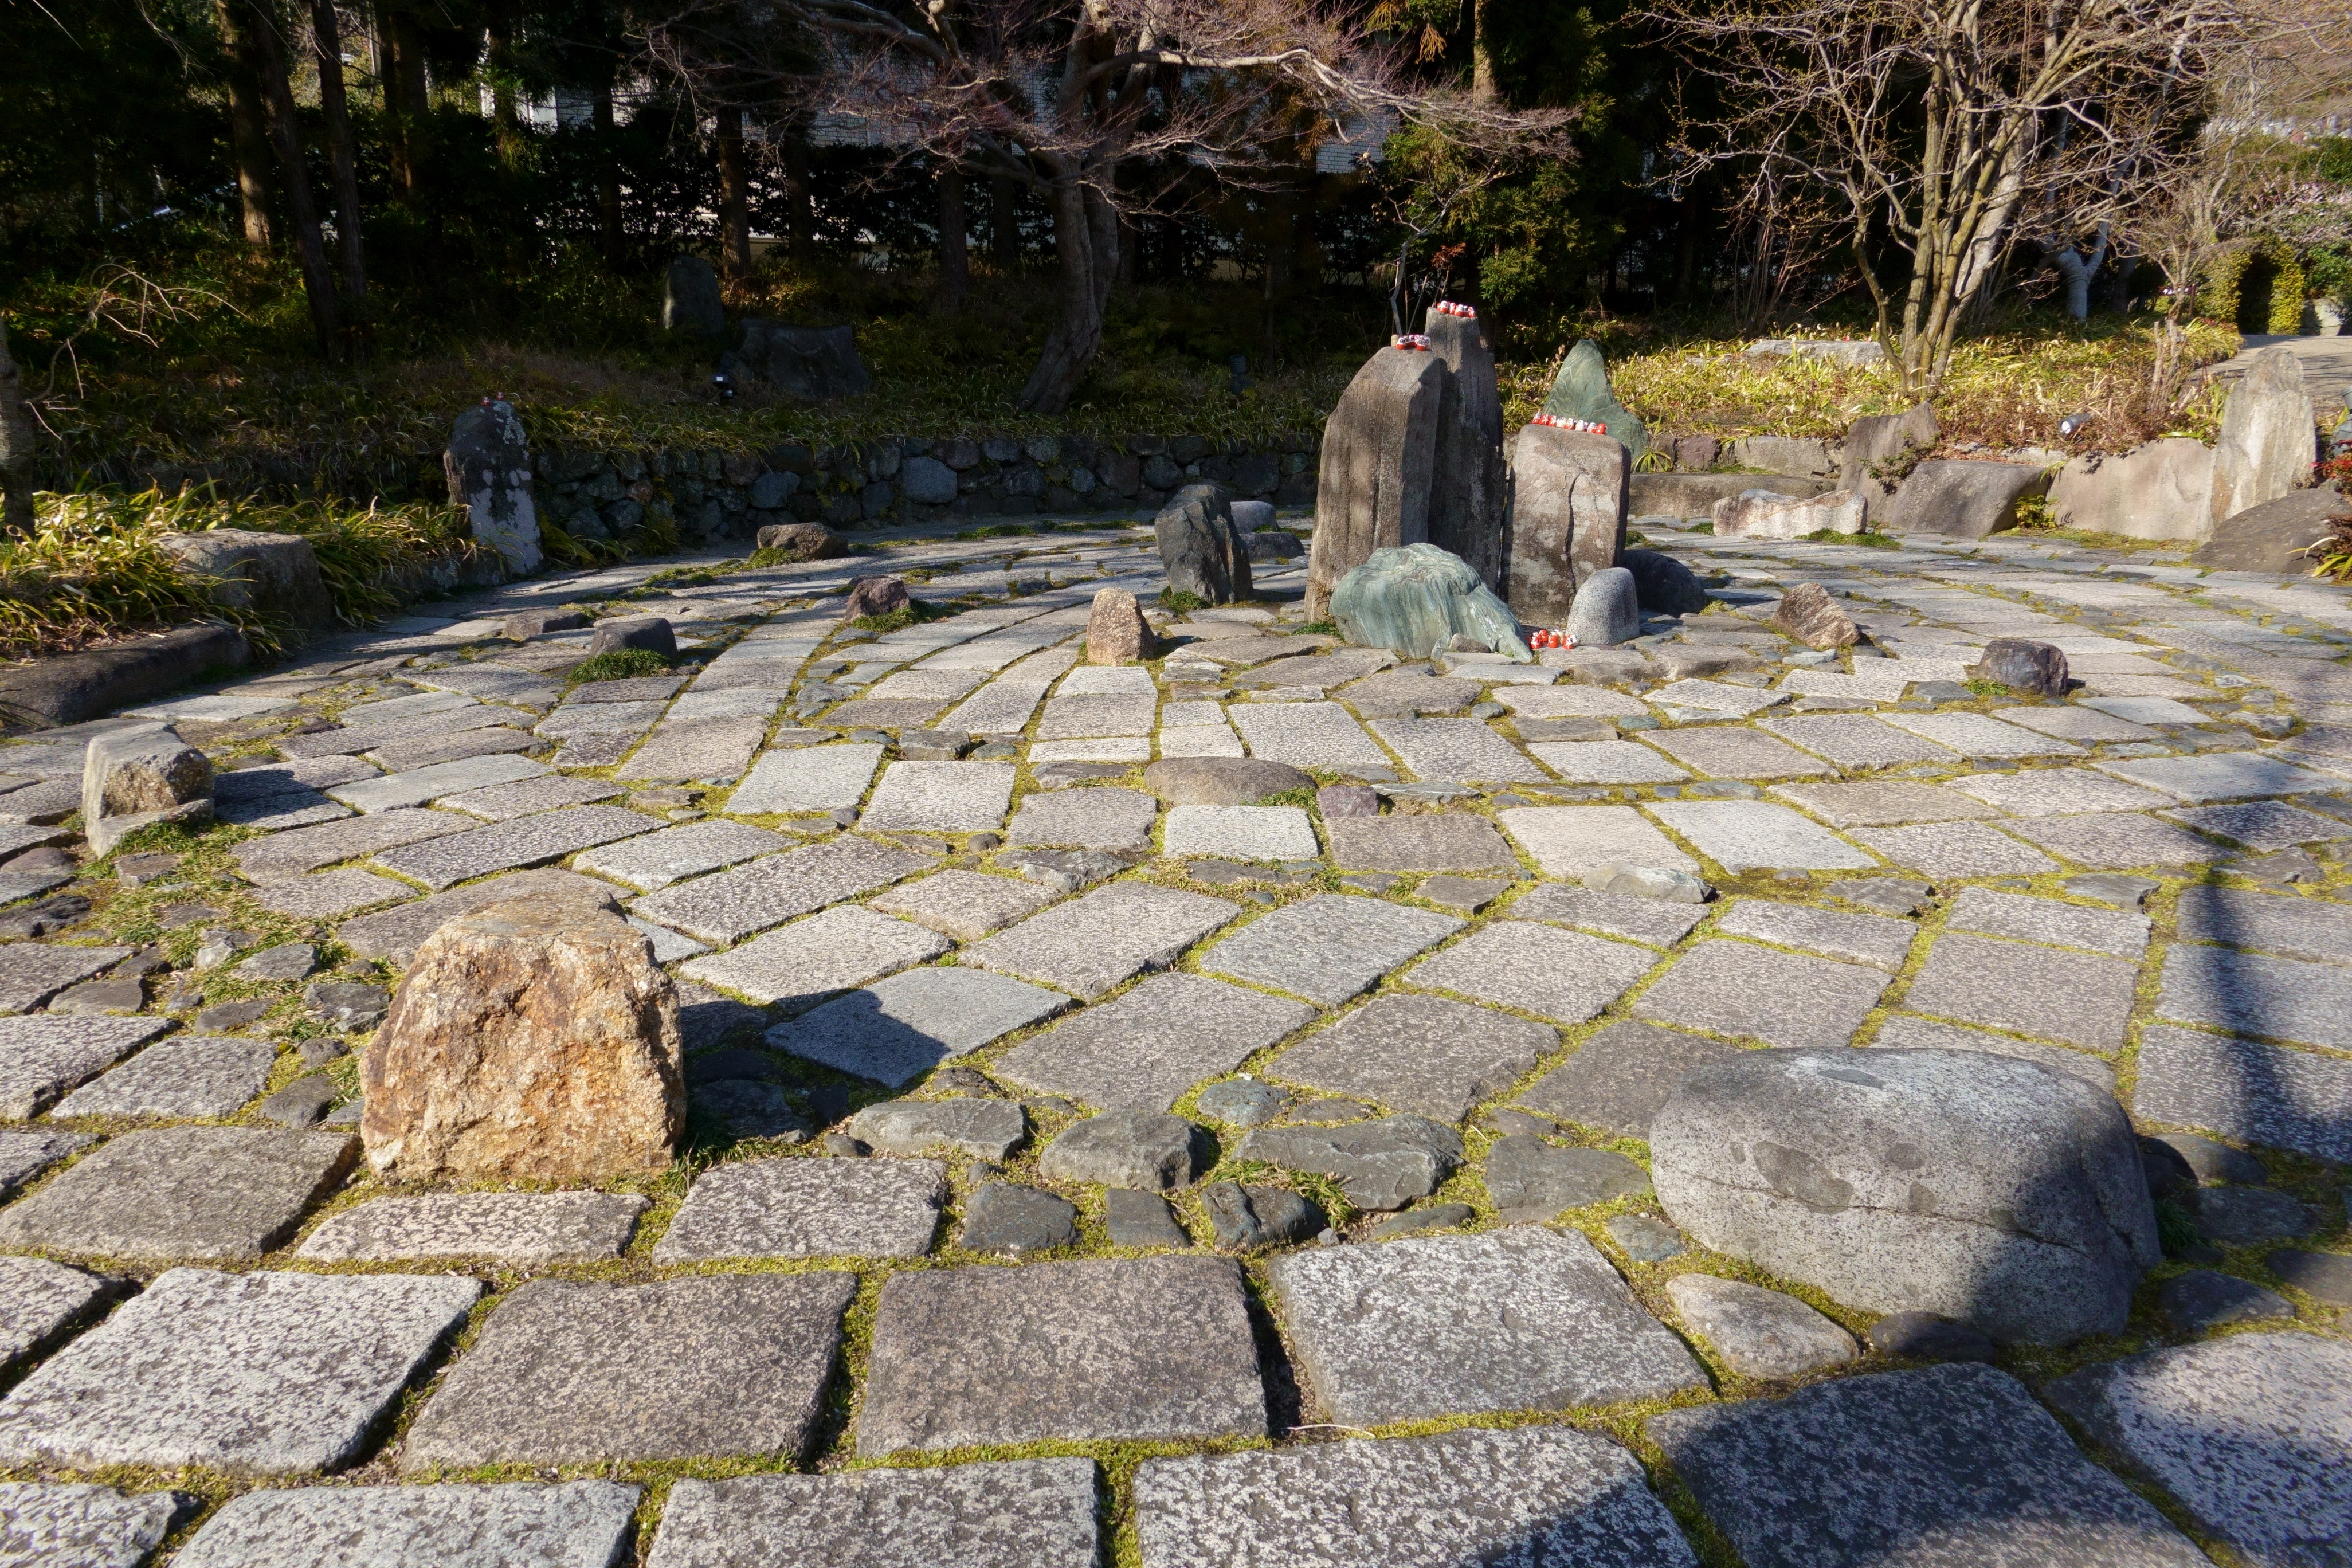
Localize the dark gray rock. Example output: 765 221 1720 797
846 1097 1025 1161
1864 1312 1996 1363
1606 1214 1688 1262
305 979 389 1030
663 256 725 338
2193 1186 2312 1246
589 616 676 658
1305 347 1447 619
1155 484 1254 606
1518 1021 1738 1139
2188 484 2346 572
1483 1136 1651 1222
0 622 248 730
754 323 871 401
1881 460 2051 539
2267 1249 2352 1304
2138 1136 2197 1203
958 1182 1079 1253
254 1075 339 1130
1364 1202 1477 1241
1037 1112 1205 1191
503 608 590 640
2158 1269 2292 1330
1195 1079 1287 1127
1977 638 2069 696
1236 1116 1464 1210
1202 1182 1323 1250
156 528 334 636
2157 1132 2268 1186
1104 1189 1190 1249
1620 548 1709 614
1422 310 1508 591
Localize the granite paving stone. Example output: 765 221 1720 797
2095 752 2338 801
574 819 789 891
1483 1136 1651 1219
0 1256 109 1373
1028 737 1153 763
362 726 545 773
325 754 547 813
0 1016 169 1117
856 1256 1265 1455
1648 679 1788 718
1633 939 1890 1049
1947 768 2178 816
0 1130 92 1195
1499 806 1702 879
1506 884 1709 946
867 667 988 703
992 973 1314 1111
653 1158 948 1260
0 1127 356 1261
230 806 471 880
1526 740 1692 784
1323 813 1516 871
1159 805 1318 861
956 1181 1077 1252
845 1098 1026 1159
765 966 1069 1085
1992 704 2159 743
401 1273 857 1469
1844 817 2069 876
370 805 657 889
2155 945 2352 1050
1267 993 1556 1122
1228 702 1390 769
1881 712 2086 759
1643 727 1834 781
2164 800 2352 850
1867 1014 2117 1091
860 761 1017 833
1649 1362 2210 1568
681 907 951 1009
1944 887 2150 958
2000 812 2226 867
295 1192 650 1265
1518 1021 1741 1138
937 678 1053 735
0 1267 480 1473
552 730 648 767
1495 684 1650 718
1132 1426 1699 1568
213 793 352 830
1105 1188 1191 1248
1197 895 1461 1005
1405 920 1659 1023
0 1481 184 1568
1666 1273 1859 1380
50 1036 277 1120
966 884 1238 998
1036 692 1157 739
1367 718 1549 782
211 755 377 802
611 715 770 782
726 743 885 814
1335 671 1481 716
1646 800 1879 872
1157 725 1246 758
1711 900 1912 971
1766 781 2000 828
1756 714 1963 767
648 1463 1099 1568
2173 884 2352 965
1903 932 2138 1050
630 836 932 944
1006 786 1158 849
437 774 624 821
336 868 619 963
1268 1229 1704 1425
0 946 134 1018
174 1481 638 1568
812 698 952 731
865 869 1058 940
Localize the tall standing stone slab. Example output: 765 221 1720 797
649 1463 1099 1568
1838 403 1938 522
1538 339 1649 465
663 256 726 338
445 398 542 574
856 1256 1265 1455
1308 348 1447 618
0 1267 481 1474
175 1482 639 1568
2209 344 2318 526
1424 309 1507 590
1508 424 1630 630
2049 438 2219 543
0 1127 356 1262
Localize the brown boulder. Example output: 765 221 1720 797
1143 757 1314 806
845 575 911 620
1773 582 1860 651
2189 485 2347 573
362 898 685 1182
756 522 847 560
1085 587 1157 664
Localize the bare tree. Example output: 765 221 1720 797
1655 0 2263 397
0 316 33 539
648 0 1558 412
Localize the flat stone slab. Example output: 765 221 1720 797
336 868 618 963
2001 812 2225 868
1508 883 1708 947
250 868 416 920
231 807 470 881
2135 1025 2352 1162
1036 692 1156 739
2095 753 2337 801
1767 780 2000 826
0 945 134 1020
401 1273 855 1469
441 774 628 825
1270 993 1553 1123
1715 900 1915 970
1994 704 2159 743
1757 715 1965 768
1133 1426 1699 1568
1526 740 1691 784
2173 884 2352 965
0 1481 185 1568
0 1267 480 1473
2165 799 2352 851
1324 814 1516 872
1648 679 1787 718
1405 920 1659 1024
0 1127 356 1262
1161 805 1318 861
1880 712 2084 759
1869 1014 2116 1091
993 973 1315 1112
1948 768 2175 816
371 805 657 890
681 907 950 1010
765 966 1069 1085
1500 806 1700 879
1233 1116 1464 1209
653 1157 947 1261
1666 1273 1857 1380
1944 887 2149 958
1268 1229 1704 1425
1368 718 1549 783
0 1129 91 1195
1006 786 1158 849
967 883 1238 998
1847 821 2061 876
50 1036 276 1120
1643 726 1833 781
648 1463 1099 1568
2156 944 2352 1050
175 1481 638 1568
867 869 1058 941
573 820 787 891
1633 939 1888 1050
1198 895 1461 1006
632 836 932 944
1497 684 1648 718
856 1256 1265 1455
846 1098 1026 1160
1646 801 1879 872
1228 702 1390 769
860 761 1017 833
727 743 885 814
0 1016 170 1119
325 753 547 813
1649 1363 2212 1568
1519 1021 1742 1139
618 715 770 782
295 1192 649 1265
0 1256 109 1372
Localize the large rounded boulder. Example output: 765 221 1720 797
1651 1049 2158 1346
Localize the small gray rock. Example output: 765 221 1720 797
1236 1117 1464 1210
848 1097 1025 1161
2158 1133 2267 1186
1316 784 1380 820
1104 1189 1191 1249
1583 863 1710 904
2267 1249 2352 1304
1838 877 1934 918
2194 1186 2312 1246
1037 1112 1205 1191
2065 872 2159 910
1606 1214 1688 1261
193 998 271 1033
997 847 1130 895
695 1080 812 1142
959 1183 1079 1253
1667 1273 1858 1380
1483 1136 1651 1221
1195 1079 1287 1128
1363 1203 1476 1241
2158 1269 2293 1331
1202 1182 1323 1250
254 1076 339 1129
235 943 317 983
1565 567 1640 648
191 928 252 970
304 980 389 1031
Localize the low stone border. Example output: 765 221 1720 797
0 622 250 730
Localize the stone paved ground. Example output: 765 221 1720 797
0 510 2349 1563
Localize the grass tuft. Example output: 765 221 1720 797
567 648 672 683
850 599 952 634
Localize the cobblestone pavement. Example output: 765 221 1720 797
0 512 2348 1565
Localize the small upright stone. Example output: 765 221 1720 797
1564 567 1638 649
445 398 542 573
1772 582 1859 652
1085 587 1155 664
663 255 726 338
503 608 589 641
1202 1182 1324 1249
1976 638 2069 696
845 575 910 620
589 615 676 658
82 725 212 855
362 897 684 1182
1155 484 1254 605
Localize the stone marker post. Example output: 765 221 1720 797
1506 424 1628 630
1307 348 1447 618
444 398 543 575
2209 346 2318 526
1423 309 1507 591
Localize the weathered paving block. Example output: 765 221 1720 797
0 1267 480 1473
1519 1021 1741 1139
1499 805 1702 880
856 1256 1265 1455
865 869 1058 941
1133 1426 1698 1568
50 1036 277 1120
0 945 134 1020
1404 920 1659 1023
2045 1331 2352 1568
0 1016 170 1119
230 807 469 881
1902 932 2138 1051
173 1481 638 1568
617 715 770 783
1269 994 1553 1122
249 868 413 919
1642 726 1833 781
336 868 618 964
2094 752 2337 801
2173 883 2352 965
631 836 932 944
765 966 1069 1085
1269 1229 1704 1424
573 820 786 892
2001 812 2226 868
1715 899 1915 970
1947 768 2174 816
1197 894 1461 1006
1159 804 1319 861
992 973 1314 1111
1233 1116 1464 1209
295 1192 649 1265
2166 799 2352 852
401 1273 856 1469
860 761 1018 833
1847 821 2061 876
1646 800 1879 872
653 1158 947 1261
2134 1025 2352 1162
1524 740 1690 785
0 1482 186 1568
1006 786 1159 849
0 1256 110 1374
0 1130 91 1195
1227 701 1390 769
1942 887 2150 958
1757 715 1964 769
2156 944 2352 1050
1766 779 1998 828
1367 717 1549 783
649 1463 1099 1568
325 753 547 814
1507 883 1708 946
848 1097 1026 1161
1648 1363 2212 1568
371 805 657 890
1633 940 1889 1050
967 883 1238 998
1324 813 1517 872
1880 712 2084 759
1869 1014 2116 1092
0 1127 356 1261
680 907 950 1010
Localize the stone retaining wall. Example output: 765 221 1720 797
534 433 1323 548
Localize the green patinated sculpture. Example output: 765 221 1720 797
1539 339 1651 469
1331 544 1533 663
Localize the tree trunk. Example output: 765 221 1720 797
0 316 34 539
591 69 623 266
938 164 969 306
990 173 1020 268
1017 174 1115 413
218 6 275 248
782 121 813 261
716 106 752 281
238 0 343 359
485 5 524 170
308 0 367 323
